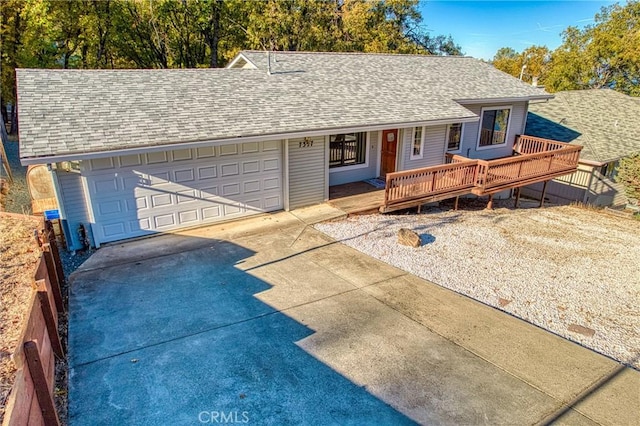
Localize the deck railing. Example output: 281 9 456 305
383 160 478 208
381 135 582 211
513 134 570 154
475 143 582 193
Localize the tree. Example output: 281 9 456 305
616 153 640 203
0 0 463 130
545 1 640 95
491 45 550 85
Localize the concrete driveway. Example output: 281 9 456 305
68 207 638 425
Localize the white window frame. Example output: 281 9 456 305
410 126 424 160
446 123 464 153
328 131 370 173
476 106 513 150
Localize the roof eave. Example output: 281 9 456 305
456 95 553 105
20 116 480 166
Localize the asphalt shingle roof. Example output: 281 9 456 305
526 89 640 164
17 51 551 161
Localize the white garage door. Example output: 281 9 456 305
84 141 283 244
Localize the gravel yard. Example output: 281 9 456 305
315 201 640 369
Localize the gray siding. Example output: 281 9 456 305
459 101 527 160
329 131 379 185
54 168 92 250
521 165 627 207
288 136 326 209
401 125 447 170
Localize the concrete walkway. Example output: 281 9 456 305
68 206 639 425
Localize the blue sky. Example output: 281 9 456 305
418 1 618 59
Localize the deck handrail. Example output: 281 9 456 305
514 134 575 154
382 136 583 209
476 144 582 191
384 160 478 206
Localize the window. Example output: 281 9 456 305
329 132 367 168
411 127 424 159
447 123 463 152
478 107 511 147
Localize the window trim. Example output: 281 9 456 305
410 126 424 160
476 106 513 150
446 123 464 153
328 132 370 173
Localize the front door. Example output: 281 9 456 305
380 129 398 177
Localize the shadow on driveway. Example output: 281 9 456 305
69 236 414 425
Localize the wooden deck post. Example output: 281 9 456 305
23 341 61 426
540 180 549 207
454 196 459 211
514 188 521 208
486 194 494 210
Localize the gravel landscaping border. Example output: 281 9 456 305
315 201 640 369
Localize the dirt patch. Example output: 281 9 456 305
0 213 42 421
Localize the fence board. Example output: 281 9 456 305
3 236 64 426
24 341 60 426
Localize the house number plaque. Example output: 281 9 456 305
299 138 314 148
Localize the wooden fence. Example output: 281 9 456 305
2 222 66 426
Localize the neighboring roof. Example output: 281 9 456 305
526 89 640 164
18 51 551 162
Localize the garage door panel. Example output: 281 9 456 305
146 152 169 164
197 166 217 180
176 189 198 204
148 171 171 185
265 195 282 209
178 210 199 224
243 180 261 193
172 149 193 161
87 142 283 244
97 199 124 216
263 158 279 171
242 160 260 174
119 154 143 167
219 145 238 156
202 206 221 219
241 142 259 154
264 177 280 190
220 163 240 177
174 168 195 183
196 147 216 158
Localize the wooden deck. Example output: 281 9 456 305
329 182 385 214
380 135 583 213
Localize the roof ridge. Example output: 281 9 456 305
240 50 472 59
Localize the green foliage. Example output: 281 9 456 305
492 45 550 85
616 153 640 203
492 1 639 96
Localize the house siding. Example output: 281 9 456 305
288 136 326 209
54 168 92 250
401 125 448 170
329 131 379 185
521 164 627 207
459 101 527 160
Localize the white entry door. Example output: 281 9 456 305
84 141 283 244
